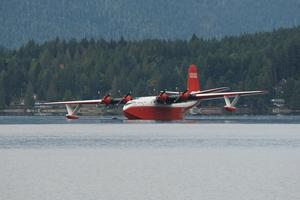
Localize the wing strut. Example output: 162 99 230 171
66 104 81 119
224 95 239 112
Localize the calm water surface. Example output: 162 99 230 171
0 116 299 200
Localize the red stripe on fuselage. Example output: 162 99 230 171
123 106 188 120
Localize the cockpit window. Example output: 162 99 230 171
126 101 136 105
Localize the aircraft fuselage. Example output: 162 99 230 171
123 96 199 120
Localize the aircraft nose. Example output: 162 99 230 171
123 106 139 119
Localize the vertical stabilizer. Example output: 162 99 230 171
187 64 200 92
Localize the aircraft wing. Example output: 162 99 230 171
41 99 102 105
165 87 230 96
195 90 267 100
40 94 132 119
191 87 230 94
39 99 102 119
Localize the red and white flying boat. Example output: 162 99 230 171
43 64 266 120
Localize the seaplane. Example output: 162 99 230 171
43 64 266 120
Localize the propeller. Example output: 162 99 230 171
115 90 132 104
174 89 190 103
156 90 168 103
117 92 133 105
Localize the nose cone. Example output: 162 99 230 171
123 106 140 120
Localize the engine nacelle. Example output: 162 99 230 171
101 95 112 105
156 92 168 103
122 95 133 104
224 106 236 112
178 90 190 101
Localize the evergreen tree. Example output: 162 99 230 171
0 71 6 109
24 82 34 109
290 80 300 109
63 90 73 101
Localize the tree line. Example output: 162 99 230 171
0 26 300 113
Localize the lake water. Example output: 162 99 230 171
0 116 300 200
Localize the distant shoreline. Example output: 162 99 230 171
1 105 299 116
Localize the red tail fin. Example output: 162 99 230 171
187 64 200 92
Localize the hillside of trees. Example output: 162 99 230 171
1 0 300 48
0 26 300 113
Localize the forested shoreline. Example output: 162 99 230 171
0 26 300 114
